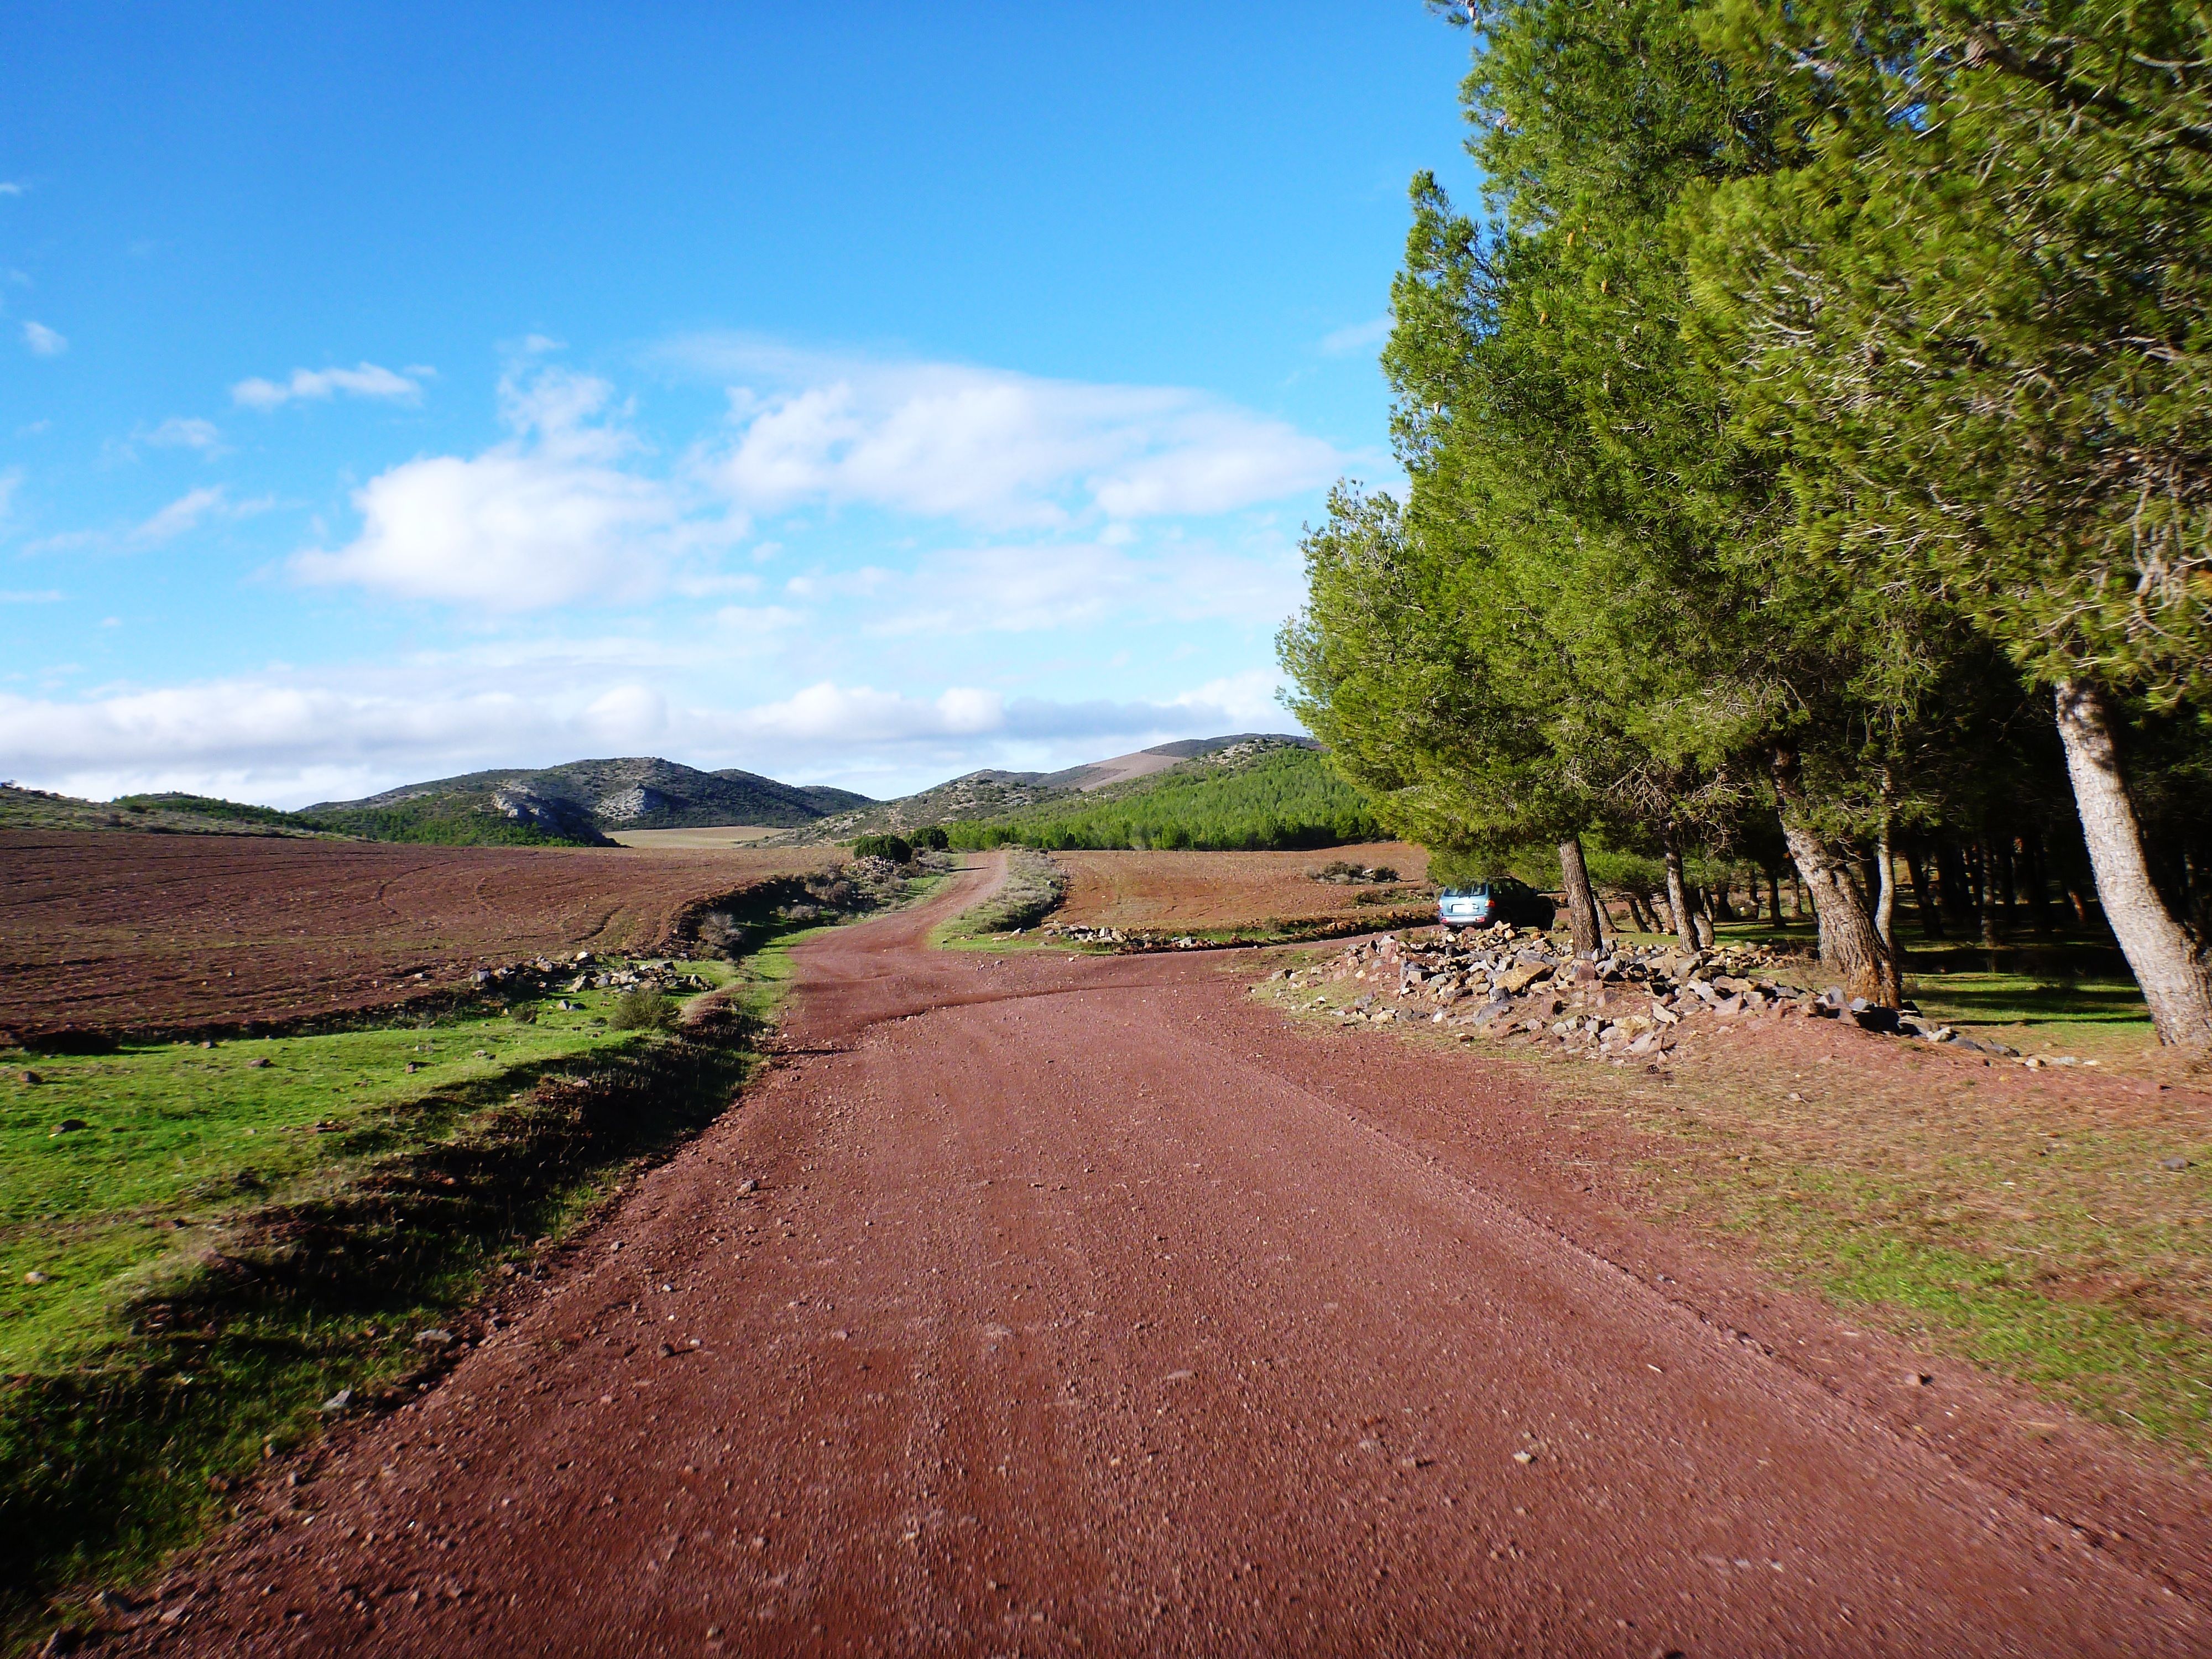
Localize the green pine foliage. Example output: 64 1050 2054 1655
1282 0 2212 1027
945 747 1382 852
109 794 312 829
296 801 603 848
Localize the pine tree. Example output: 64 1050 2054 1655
1687 0 2212 1045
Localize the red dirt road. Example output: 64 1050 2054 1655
121 858 2212 1656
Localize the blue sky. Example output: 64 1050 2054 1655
1 4 1474 806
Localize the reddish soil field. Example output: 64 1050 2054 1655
1052 842 1430 932
114 860 2212 1656
0 831 834 1043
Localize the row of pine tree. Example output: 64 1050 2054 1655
1282 0 2212 1046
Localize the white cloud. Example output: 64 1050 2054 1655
231 361 426 410
0 182 23 196
128 485 271 546
675 337 1343 529
836 536 1301 639
1168 667 1290 727
292 368 715 609
133 487 229 545
731 681 1005 745
581 682 669 744
22 321 66 356
0 656 1303 807
1319 316 1391 356
277 347 1343 619
142 416 223 452
0 589 63 604
15 484 269 556
0 680 554 800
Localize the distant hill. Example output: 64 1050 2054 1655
302 757 873 847
0 784 331 839
946 740 1378 852
797 734 1338 845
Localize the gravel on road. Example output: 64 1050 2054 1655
111 856 2212 1657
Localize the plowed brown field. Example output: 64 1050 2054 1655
0 831 834 1042
1052 842 1430 932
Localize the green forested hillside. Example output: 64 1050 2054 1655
945 745 1380 851
298 799 609 847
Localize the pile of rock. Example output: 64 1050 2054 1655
467 953 712 998
1039 924 1207 951
1043 923 1130 946
1275 925 2017 1064
565 957 713 995
1307 859 1402 886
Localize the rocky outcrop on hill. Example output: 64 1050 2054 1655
308 757 872 841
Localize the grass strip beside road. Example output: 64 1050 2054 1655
0 964 753 1647
1261 953 2212 1465
931 851 1065 950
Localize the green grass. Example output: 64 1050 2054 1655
1699 919 2156 1041
1681 1134 2212 1455
946 745 1382 852
1 1004 660 1373
0 963 752 1645
1911 971 2152 1032
931 852 1063 946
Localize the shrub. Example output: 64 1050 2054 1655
607 988 676 1031
914 825 951 852
852 833 912 863
693 911 750 959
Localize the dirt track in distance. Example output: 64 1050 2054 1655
116 856 2212 1656
0 831 833 1041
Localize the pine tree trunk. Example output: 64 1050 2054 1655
1936 839 1975 934
1904 848 1943 938
1874 825 1897 957
1661 836 1697 949
1766 868 1783 929
1557 837 1604 959
1974 841 2001 948
2025 833 2053 936
2065 881 2092 928
2053 680 2212 1051
1770 745 1901 1003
